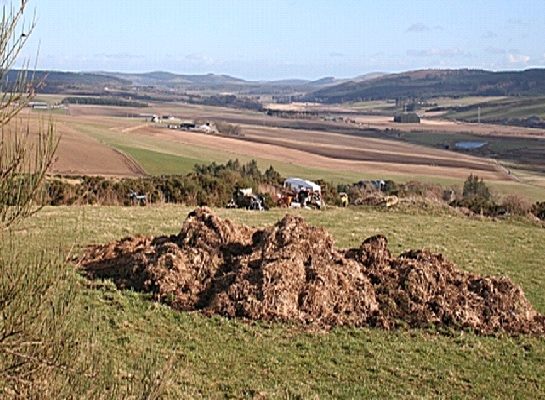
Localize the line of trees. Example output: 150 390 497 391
62 96 148 107
45 160 283 207
43 168 545 222
186 94 264 111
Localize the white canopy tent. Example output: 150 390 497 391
283 178 321 193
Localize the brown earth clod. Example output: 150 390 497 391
80 207 545 335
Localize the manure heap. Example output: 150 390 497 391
81 207 545 335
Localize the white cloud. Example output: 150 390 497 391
406 48 471 58
482 30 498 39
507 53 530 64
184 53 216 66
406 23 443 33
406 23 429 33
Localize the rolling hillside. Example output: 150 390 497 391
104 71 247 87
8 69 384 94
308 69 545 102
5 70 131 93
11 68 545 101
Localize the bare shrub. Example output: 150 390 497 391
502 194 531 216
216 121 243 136
0 2 58 230
0 2 173 398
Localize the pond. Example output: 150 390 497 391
454 141 488 150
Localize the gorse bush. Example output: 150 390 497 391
44 159 284 206
463 174 491 201
531 201 545 220
449 174 503 216
502 194 532 216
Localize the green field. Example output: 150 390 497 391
346 99 397 114
346 96 508 115
431 96 508 108
442 96 545 121
7 205 545 398
346 95 545 121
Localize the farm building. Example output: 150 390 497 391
393 112 420 123
28 101 49 109
180 120 196 129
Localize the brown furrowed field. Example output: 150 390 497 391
138 123 508 180
39 103 519 183
24 101 545 202
23 109 145 176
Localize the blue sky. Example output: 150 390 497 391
15 0 545 80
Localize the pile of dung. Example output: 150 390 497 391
81 207 545 335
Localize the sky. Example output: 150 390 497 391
13 0 545 80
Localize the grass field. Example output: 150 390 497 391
347 96 544 120
431 96 508 108
444 96 545 121
11 205 545 398
346 100 397 114
344 97 507 114
70 119 371 180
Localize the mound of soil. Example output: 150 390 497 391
81 207 545 335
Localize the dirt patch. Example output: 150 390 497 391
20 111 145 177
80 207 545 335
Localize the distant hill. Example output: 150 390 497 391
3 69 387 95
104 71 246 87
307 69 545 103
352 72 386 82
12 68 545 100
108 71 348 92
6 70 131 93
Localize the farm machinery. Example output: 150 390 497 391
278 177 324 209
227 187 265 211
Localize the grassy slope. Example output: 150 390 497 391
398 130 545 199
16 205 545 398
444 96 545 120
346 97 508 114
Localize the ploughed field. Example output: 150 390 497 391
45 103 514 182
15 205 545 398
21 109 145 177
